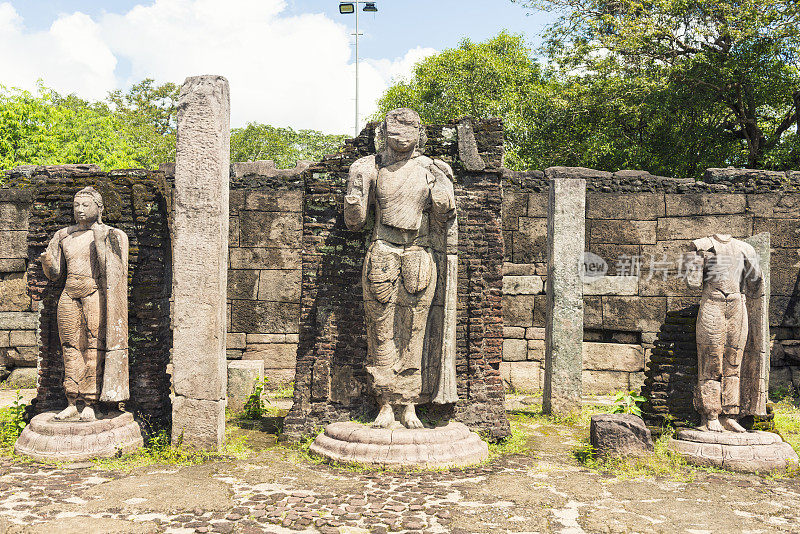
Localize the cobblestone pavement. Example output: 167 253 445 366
1 414 800 533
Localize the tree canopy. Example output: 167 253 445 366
0 80 349 177
378 2 800 175
520 0 800 170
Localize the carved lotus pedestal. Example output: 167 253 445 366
669 429 799 473
309 421 488 468
15 411 143 462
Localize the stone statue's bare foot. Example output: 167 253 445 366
372 403 395 428
700 416 725 432
54 404 79 421
79 405 96 422
400 404 424 429
720 416 746 433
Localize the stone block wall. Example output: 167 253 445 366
0 188 37 387
226 164 305 385
501 167 800 397
1 165 172 429
285 119 511 440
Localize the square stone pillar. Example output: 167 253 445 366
171 75 230 449
544 169 586 415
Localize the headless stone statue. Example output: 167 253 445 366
40 187 130 422
685 234 766 432
344 108 458 429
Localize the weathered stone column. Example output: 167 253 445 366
543 168 586 415
171 75 230 449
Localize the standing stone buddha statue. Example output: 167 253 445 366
40 186 130 422
344 108 459 429
685 233 767 432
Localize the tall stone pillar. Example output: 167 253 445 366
543 168 585 415
171 75 230 449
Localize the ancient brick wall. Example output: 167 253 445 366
501 167 800 419
284 119 511 440
1 165 172 430
0 188 37 388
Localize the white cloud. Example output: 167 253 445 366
0 3 116 100
0 0 436 134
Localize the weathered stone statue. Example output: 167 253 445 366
344 108 458 428
15 186 143 461
685 233 766 431
39 186 130 421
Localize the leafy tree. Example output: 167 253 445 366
108 78 179 170
230 123 348 168
515 0 800 168
0 84 137 172
375 32 546 169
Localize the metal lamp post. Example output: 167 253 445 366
339 2 378 137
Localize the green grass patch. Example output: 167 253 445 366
0 391 28 454
91 426 254 471
772 399 800 458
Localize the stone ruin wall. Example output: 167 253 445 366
4 133 800 431
502 167 800 410
0 165 172 431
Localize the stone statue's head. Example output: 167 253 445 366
73 186 104 225
376 108 426 154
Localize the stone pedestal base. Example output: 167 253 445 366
669 429 799 473
309 421 488 468
15 411 143 462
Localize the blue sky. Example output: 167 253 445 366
1 1 554 132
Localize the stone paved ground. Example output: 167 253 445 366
0 399 799 533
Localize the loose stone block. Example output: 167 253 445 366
582 342 644 372
583 276 638 296
171 396 226 450
227 360 264 411
6 346 37 367
503 275 544 295
457 118 486 171
171 75 230 450
544 171 585 415
6 367 37 389
590 414 654 459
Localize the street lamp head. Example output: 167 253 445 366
363 2 378 12
339 2 355 14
